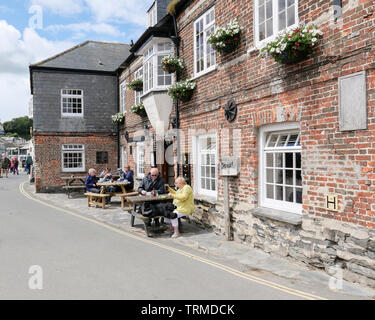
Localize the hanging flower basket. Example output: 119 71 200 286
127 79 143 92
161 55 184 74
260 24 323 65
130 103 147 118
111 111 126 124
208 18 242 54
168 79 196 102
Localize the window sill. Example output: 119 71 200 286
251 207 302 226
191 67 217 81
194 194 218 205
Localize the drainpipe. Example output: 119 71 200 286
172 14 181 176
116 70 121 170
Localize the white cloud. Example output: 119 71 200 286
45 22 126 38
84 0 151 26
0 20 75 121
30 0 84 15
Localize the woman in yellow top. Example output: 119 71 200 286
166 176 194 238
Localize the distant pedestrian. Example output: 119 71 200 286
12 157 19 175
26 153 33 175
1 154 11 178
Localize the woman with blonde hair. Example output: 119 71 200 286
166 177 194 238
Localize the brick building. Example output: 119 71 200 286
119 0 375 287
30 41 131 192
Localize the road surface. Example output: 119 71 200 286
0 174 370 300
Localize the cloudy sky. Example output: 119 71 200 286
0 0 154 122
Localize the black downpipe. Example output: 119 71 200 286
116 70 121 170
172 14 181 176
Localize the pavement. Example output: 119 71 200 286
1 173 375 299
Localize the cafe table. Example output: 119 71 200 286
124 194 173 237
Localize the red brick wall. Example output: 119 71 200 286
34 133 118 192
174 0 375 228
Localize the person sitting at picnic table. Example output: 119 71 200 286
98 168 113 205
85 168 99 193
165 177 194 238
118 165 134 191
138 167 166 227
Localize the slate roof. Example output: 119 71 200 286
30 41 131 72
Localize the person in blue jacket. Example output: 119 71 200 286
119 165 134 191
85 168 99 193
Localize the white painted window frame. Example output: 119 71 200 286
119 82 126 113
61 89 84 117
136 142 145 179
121 146 127 170
141 40 174 96
254 0 299 49
258 122 302 214
61 144 85 173
193 133 218 199
148 3 157 27
134 67 143 105
193 6 216 78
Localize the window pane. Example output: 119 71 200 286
279 0 285 11
206 166 211 178
211 179 216 191
296 188 302 204
259 23 266 41
266 18 273 37
287 134 298 146
268 134 278 147
266 184 274 199
211 167 216 178
266 169 274 183
266 153 273 167
210 154 215 165
279 11 286 30
276 169 283 184
277 135 288 147
259 5 265 24
285 187 294 203
296 153 301 168
287 5 295 26
201 178 205 189
266 0 272 19
285 170 293 185
275 153 283 167
287 0 294 6
296 170 302 186
285 153 293 168
276 186 283 200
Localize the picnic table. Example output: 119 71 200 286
86 180 137 209
62 175 87 198
97 180 130 195
124 194 174 237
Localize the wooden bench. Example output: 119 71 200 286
129 206 186 237
84 192 108 209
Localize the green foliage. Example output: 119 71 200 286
208 18 242 54
168 79 196 102
130 103 147 118
126 79 143 91
2 116 33 140
260 25 323 64
167 0 180 15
